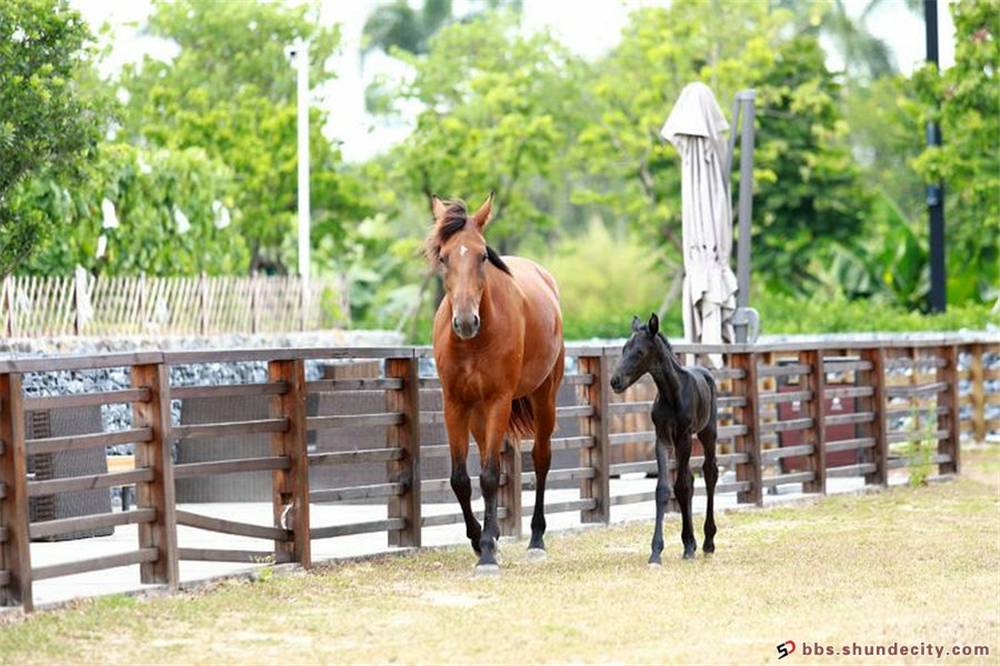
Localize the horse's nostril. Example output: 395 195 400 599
472 314 480 329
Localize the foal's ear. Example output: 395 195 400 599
430 194 448 220
647 312 659 337
631 315 642 333
471 192 495 230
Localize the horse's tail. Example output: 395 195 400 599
507 396 535 441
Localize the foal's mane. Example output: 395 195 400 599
425 199 511 275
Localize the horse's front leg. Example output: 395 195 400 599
444 402 481 555
475 397 512 573
649 433 671 566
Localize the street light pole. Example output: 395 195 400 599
294 38 311 292
924 0 946 312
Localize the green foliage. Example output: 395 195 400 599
753 290 998 335
0 0 105 275
383 13 587 248
574 1 784 255
912 0 1000 304
751 36 872 294
902 407 937 488
119 0 368 273
543 221 674 341
18 143 249 276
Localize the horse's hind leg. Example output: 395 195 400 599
673 432 697 559
699 426 719 554
527 358 561 555
445 404 481 555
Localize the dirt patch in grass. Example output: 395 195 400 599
2 449 998 665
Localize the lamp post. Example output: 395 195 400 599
924 0 946 312
290 38 311 326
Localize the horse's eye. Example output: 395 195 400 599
481 253 488 263
439 255 447 265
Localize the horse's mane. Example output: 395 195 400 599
425 199 511 275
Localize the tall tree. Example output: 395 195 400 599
0 0 105 275
912 0 1000 303
119 0 367 273
361 0 522 57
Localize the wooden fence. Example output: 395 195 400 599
0 337 997 611
0 269 348 338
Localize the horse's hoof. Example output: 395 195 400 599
474 564 500 577
526 548 547 561
647 561 662 569
682 551 696 560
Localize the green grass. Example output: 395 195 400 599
2 449 999 665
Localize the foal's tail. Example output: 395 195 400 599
507 396 535 440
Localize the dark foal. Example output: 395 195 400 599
610 313 719 563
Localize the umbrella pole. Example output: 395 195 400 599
733 90 755 343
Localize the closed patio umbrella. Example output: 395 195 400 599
661 82 738 365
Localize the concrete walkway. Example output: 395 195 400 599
17 471 909 608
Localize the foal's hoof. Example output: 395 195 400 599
526 548 547 562
647 561 663 569
682 551 697 560
473 564 500 577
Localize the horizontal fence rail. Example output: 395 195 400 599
0 336 996 612
1 269 348 338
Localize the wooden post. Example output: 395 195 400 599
800 350 827 494
250 272 260 335
497 437 523 538
970 343 985 443
937 345 960 475
198 272 208 336
861 348 888 486
268 359 311 566
579 354 611 524
73 266 87 336
385 357 422 547
0 373 32 610
731 352 762 505
3 275 16 338
131 363 179 587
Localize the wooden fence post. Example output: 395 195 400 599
3 275 16 338
937 345 960 475
800 350 827 494
731 352 762 505
73 266 87 336
131 363 179 587
268 359 311 566
860 348 888 486
385 356 422 547
0 373 33 611
498 440 523 538
579 354 611 524
250 272 260 335
970 343 985 443
198 273 208 336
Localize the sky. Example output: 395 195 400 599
70 0 956 163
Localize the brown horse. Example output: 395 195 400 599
427 193 565 573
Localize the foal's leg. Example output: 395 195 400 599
699 426 719 555
673 432 697 559
476 398 513 571
648 435 671 565
527 365 560 554
445 403 481 555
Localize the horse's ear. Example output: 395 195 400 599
631 315 642 333
647 312 659 337
471 191 495 230
430 194 448 220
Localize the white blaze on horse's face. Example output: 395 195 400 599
441 227 489 340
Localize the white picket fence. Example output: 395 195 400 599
0 268 349 338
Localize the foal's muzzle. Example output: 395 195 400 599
452 313 480 340
610 374 627 393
